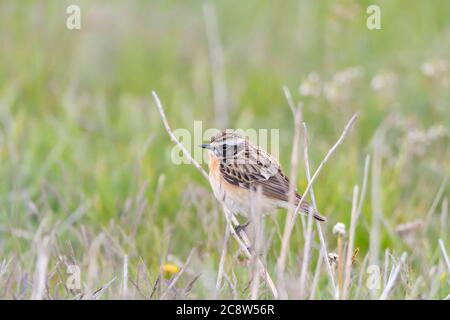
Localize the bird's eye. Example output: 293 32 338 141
222 144 228 156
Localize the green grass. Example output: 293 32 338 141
0 0 448 299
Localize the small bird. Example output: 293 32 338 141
200 129 326 225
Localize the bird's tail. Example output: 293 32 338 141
295 194 327 222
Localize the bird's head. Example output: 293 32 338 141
200 129 248 160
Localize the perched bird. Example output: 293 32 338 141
200 130 326 225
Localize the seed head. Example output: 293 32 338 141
333 222 346 237
328 252 339 266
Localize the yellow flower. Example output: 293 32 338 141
161 263 179 278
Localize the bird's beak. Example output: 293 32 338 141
199 143 212 150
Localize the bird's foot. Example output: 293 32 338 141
234 221 250 235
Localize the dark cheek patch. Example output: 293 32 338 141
221 143 241 159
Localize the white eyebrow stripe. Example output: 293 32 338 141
223 138 244 146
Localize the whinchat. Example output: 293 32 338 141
201 130 326 223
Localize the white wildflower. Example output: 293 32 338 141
332 67 363 85
332 222 346 236
421 59 448 77
299 72 322 97
323 67 363 104
371 71 397 92
427 125 448 140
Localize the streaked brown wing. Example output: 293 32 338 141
219 147 292 202
214 137 327 222
254 169 292 202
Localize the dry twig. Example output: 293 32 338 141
152 91 278 299
277 112 357 298
342 185 359 299
379 252 407 300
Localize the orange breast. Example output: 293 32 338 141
207 152 278 216
208 152 221 178
208 153 238 191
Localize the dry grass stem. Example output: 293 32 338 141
380 252 407 300
203 3 228 128
337 233 344 295
278 112 358 282
370 131 383 276
440 198 448 240
298 124 316 299
250 188 263 300
277 88 302 297
92 277 117 300
160 249 195 300
383 249 390 289
122 254 128 299
215 225 230 296
438 239 450 274
153 91 278 298
31 236 51 300
309 249 323 299
302 123 338 299
292 113 359 219
424 176 448 230
152 91 209 180
342 185 359 299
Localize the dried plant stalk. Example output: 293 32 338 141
152 91 278 299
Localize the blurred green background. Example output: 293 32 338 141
0 0 448 299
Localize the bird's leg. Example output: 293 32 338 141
233 220 251 253
234 220 250 235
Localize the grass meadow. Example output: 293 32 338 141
0 0 449 299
